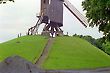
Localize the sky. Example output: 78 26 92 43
0 0 103 43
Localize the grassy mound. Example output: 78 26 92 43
42 36 110 69
1 35 110 69
0 35 48 63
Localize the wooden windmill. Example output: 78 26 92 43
28 0 88 36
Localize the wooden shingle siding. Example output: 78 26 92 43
48 0 63 27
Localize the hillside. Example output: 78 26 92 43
0 35 48 63
42 36 110 69
0 36 110 70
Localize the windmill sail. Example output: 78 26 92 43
64 0 88 27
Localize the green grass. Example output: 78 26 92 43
0 35 48 63
1 35 110 69
42 36 110 70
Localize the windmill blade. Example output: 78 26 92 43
64 0 88 27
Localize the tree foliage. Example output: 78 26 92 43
102 41 110 55
82 0 110 41
0 0 14 4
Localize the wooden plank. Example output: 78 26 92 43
48 0 63 27
41 0 49 24
40 0 49 16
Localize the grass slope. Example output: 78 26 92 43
42 36 110 70
0 35 48 63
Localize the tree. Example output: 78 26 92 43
0 0 14 4
102 41 110 55
82 0 110 41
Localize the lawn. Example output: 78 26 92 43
0 35 48 63
42 36 110 70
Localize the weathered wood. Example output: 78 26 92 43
41 0 49 24
41 0 64 36
48 0 63 27
40 0 49 16
64 0 88 27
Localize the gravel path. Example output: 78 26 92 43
35 38 54 68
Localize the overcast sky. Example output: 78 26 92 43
0 0 103 43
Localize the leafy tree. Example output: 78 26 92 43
95 37 106 50
82 35 96 45
0 0 14 4
102 41 110 55
82 0 110 41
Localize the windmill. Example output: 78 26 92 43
27 0 89 37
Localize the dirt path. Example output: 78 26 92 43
35 38 54 68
